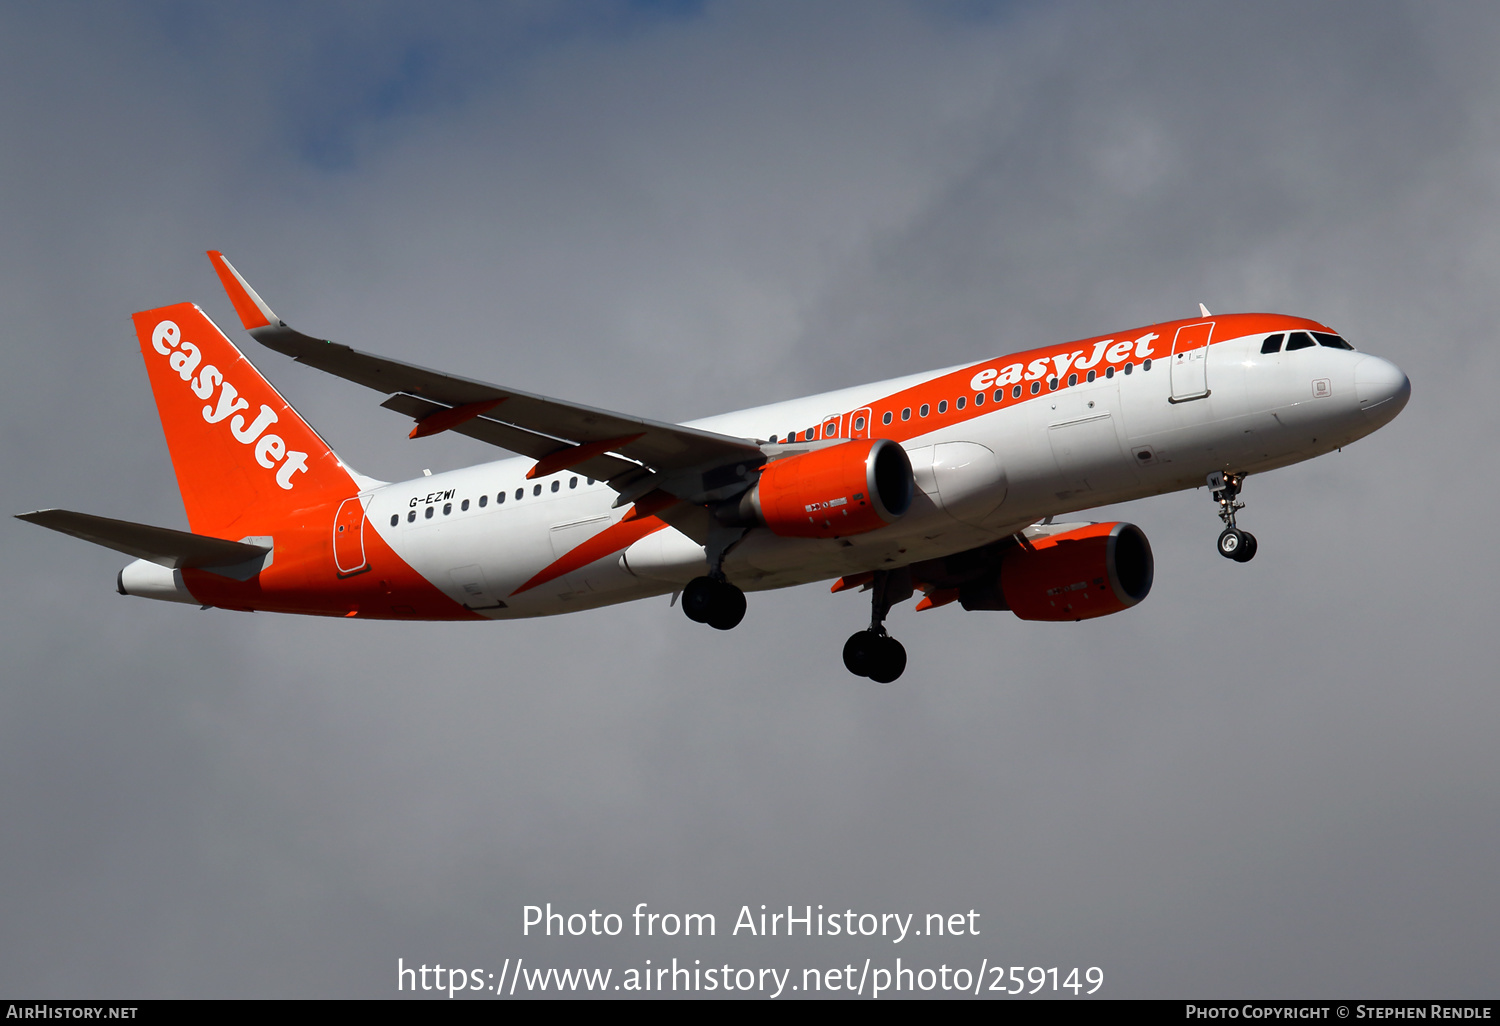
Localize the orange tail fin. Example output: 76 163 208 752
132 302 356 537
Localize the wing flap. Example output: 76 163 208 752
379 393 645 483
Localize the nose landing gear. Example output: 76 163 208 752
1208 471 1257 563
842 568 912 683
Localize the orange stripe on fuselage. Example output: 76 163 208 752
805 313 1330 446
511 515 669 597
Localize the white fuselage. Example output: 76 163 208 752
366 330 1408 618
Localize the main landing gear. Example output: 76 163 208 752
1208 471 1257 563
684 525 747 630
843 569 911 684
682 574 746 630
682 524 748 630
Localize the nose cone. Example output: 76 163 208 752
1354 355 1411 423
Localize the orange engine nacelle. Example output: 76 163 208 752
996 521 1154 621
739 438 914 539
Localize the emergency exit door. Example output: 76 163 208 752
333 496 370 577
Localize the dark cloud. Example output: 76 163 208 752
2 0 1496 998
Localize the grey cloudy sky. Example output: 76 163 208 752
2 0 1497 999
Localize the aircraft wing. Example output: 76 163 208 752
208 251 766 507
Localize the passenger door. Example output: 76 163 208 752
1170 321 1213 402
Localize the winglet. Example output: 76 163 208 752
207 250 281 331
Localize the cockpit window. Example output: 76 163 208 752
1313 332 1353 350
1260 333 1285 354
1285 331 1316 351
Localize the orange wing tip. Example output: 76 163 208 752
409 399 504 439
526 433 645 480
830 571 875 594
206 250 278 331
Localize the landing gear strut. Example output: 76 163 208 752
682 525 747 630
843 569 911 683
1208 471 1257 563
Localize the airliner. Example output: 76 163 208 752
19 252 1410 682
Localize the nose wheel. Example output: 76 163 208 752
843 568 913 682
1217 526 1258 562
1208 471 1257 562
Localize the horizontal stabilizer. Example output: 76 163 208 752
17 509 270 571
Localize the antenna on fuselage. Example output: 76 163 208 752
1199 303 1212 317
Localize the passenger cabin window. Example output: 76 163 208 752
390 515 399 527
1314 332 1354 350
882 411 893 425
1261 333 1285 354
407 510 415 523
479 495 488 507
1286 332 1316 351
955 397 965 411
461 499 470 511
551 480 560 493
